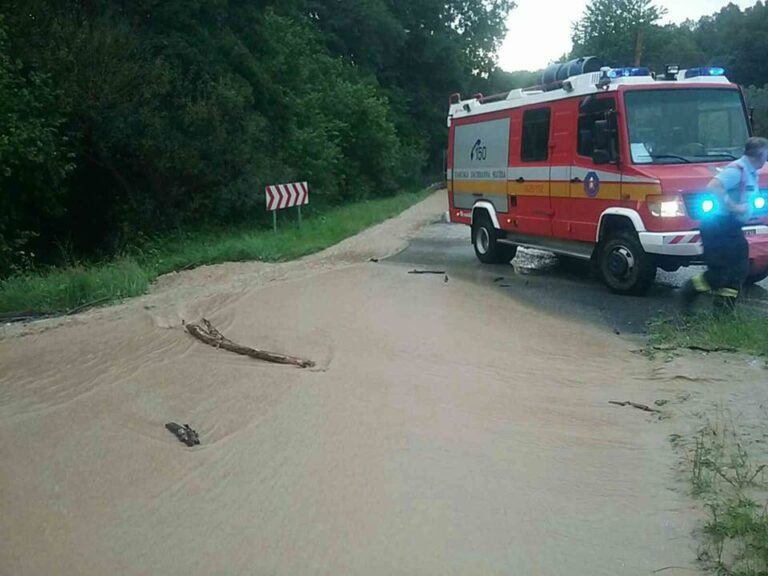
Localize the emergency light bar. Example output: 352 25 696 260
683 67 726 79
608 67 651 78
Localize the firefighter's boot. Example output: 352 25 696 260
678 274 709 314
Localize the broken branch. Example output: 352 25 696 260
609 400 660 414
185 318 315 368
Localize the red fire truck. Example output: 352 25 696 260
447 58 768 294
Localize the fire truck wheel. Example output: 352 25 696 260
472 214 515 264
598 232 656 295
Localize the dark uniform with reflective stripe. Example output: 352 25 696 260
682 157 754 311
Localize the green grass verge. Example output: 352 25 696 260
686 416 768 575
0 189 432 316
649 312 768 357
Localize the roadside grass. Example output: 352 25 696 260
0 189 432 317
648 311 768 357
686 414 768 575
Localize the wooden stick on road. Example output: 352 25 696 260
608 400 660 413
185 318 315 368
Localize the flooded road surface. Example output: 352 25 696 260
391 220 768 334
0 192 729 575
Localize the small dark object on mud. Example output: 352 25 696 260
493 277 505 282
444 274 449 283
408 269 445 275
166 422 200 447
613 328 621 335
609 400 660 414
369 258 379 263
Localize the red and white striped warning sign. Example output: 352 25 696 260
266 182 309 211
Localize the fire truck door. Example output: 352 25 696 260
509 107 552 236
568 95 619 241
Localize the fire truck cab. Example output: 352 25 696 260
447 58 768 294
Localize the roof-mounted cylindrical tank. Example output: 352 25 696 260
540 57 603 87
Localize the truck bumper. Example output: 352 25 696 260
639 225 768 273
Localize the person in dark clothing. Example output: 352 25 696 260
680 136 768 312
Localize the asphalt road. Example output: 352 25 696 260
390 220 768 335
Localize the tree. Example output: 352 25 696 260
0 0 517 274
0 15 70 274
303 0 516 172
571 0 667 66
693 2 768 87
744 84 768 137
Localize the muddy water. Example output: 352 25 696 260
0 192 709 575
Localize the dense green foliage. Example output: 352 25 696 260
0 0 512 276
570 0 768 88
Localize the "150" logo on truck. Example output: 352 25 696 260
470 139 487 161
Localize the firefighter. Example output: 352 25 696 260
680 136 768 313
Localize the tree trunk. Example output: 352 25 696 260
634 27 644 66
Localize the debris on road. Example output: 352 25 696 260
493 277 505 282
444 274 449 283
369 258 379 263
185 318 315 368
686 344 737 353
651 343 737 353
609 400 660 414
165 422 200 447
408 269 445 275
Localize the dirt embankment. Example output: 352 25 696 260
2 190 764 575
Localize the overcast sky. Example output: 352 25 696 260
497 0 758 71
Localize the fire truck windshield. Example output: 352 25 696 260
624 89 748 164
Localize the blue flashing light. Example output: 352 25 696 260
755 196 766 210
702 199 715 214
609 67 651 78
684 67 726 79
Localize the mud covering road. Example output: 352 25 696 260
3 190 764 575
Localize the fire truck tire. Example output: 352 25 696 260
745 267 768 285
472 214 516 264
598 232 656 295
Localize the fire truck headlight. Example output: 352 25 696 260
702 199 715 214
647 195 685 218
755 196 766 210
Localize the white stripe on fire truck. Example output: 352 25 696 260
450 166 658 184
